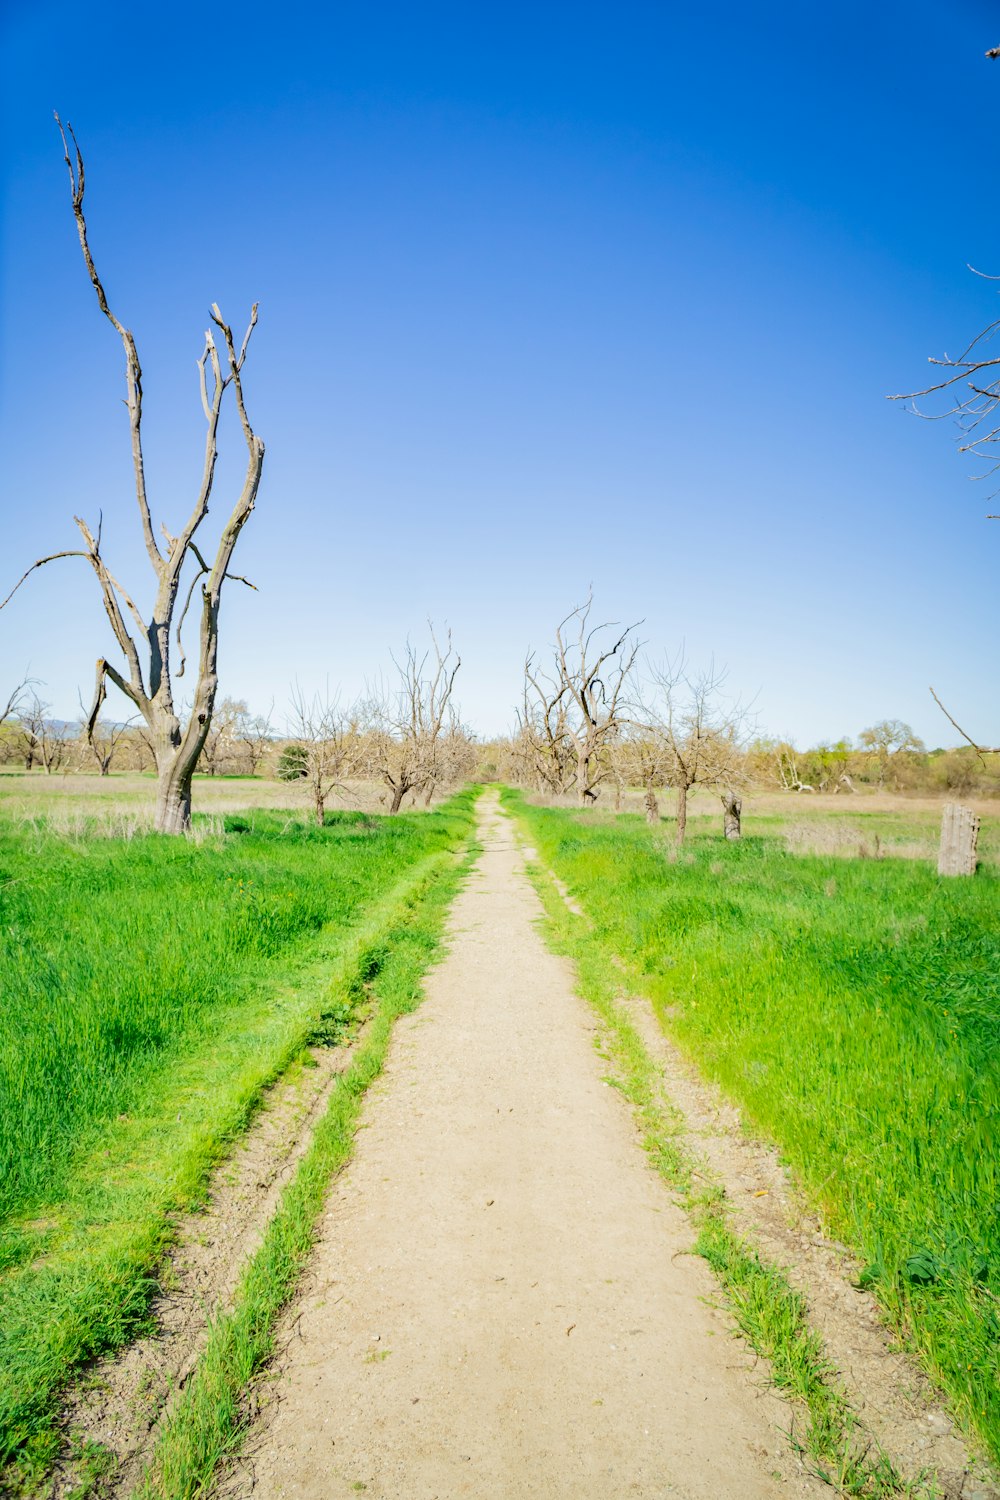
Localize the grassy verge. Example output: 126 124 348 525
133 825 477 1499
0 792 478 1484
507 789 959 1497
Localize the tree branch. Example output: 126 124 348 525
55 113 163 574
0 550 89 611
929 685 988 767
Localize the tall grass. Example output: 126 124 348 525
505 792 1000 1468
0 795 477 1474
0 807 463 1228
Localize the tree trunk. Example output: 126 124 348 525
389 783 406 814
314 791 325 828
423 786 434 808
675 783 688 846
721 789 742 840
644 788 659 824
155 764 194 834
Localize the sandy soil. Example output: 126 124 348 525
224 796 823 1499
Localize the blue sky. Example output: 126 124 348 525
1 0 997 745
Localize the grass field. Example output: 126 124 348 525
505 790 1000 1468
0 790 478 1476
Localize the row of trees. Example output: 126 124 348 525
7 609 996 837
0 627 477 823
0 686 270 778
515 596 749 843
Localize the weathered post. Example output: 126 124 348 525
938 802 979 876
721 789 742 841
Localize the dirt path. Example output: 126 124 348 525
227 796 821 1499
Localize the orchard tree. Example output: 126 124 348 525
642 654 750 845
0 678 31 731
83 713 137 776
286 688 357 827
1 118 264 833
360 625 462 813
609 725 672 823
18 692 68 775
523 594 640 806
197 696 247 776
234 702 274 776
516 674 576 795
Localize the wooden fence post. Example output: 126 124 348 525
938 802 980 876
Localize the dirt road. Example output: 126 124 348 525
229 796 819 1498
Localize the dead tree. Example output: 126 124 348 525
287 688 357 827
0 677 32 731
0 118 264 833
235 703 274 776
891 274 1000 513
610 725 671 823
197 696 246 776
644 654 750 845
524 595 640 807
18 692 68 775
517 669 577 795
81 707 137 776
361 626 462 813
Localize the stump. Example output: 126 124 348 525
938 802 979 876
721 790 742 841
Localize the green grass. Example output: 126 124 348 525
0 792 478 1477
133 832 475 1499
504 789 1000 1474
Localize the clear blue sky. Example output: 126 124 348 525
1 0 997 746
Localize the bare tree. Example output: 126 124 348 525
360 626 462 813
0 118 264 833
18 692 69 775
0 677 32 731
84 714 137 776
197 696 248 776
891 270 1000 511
523 595 641 806
642 654 750 845
611 724 673 823
235 702 274 776
516 671 577 795
286 687 356 827
17 694 46 772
